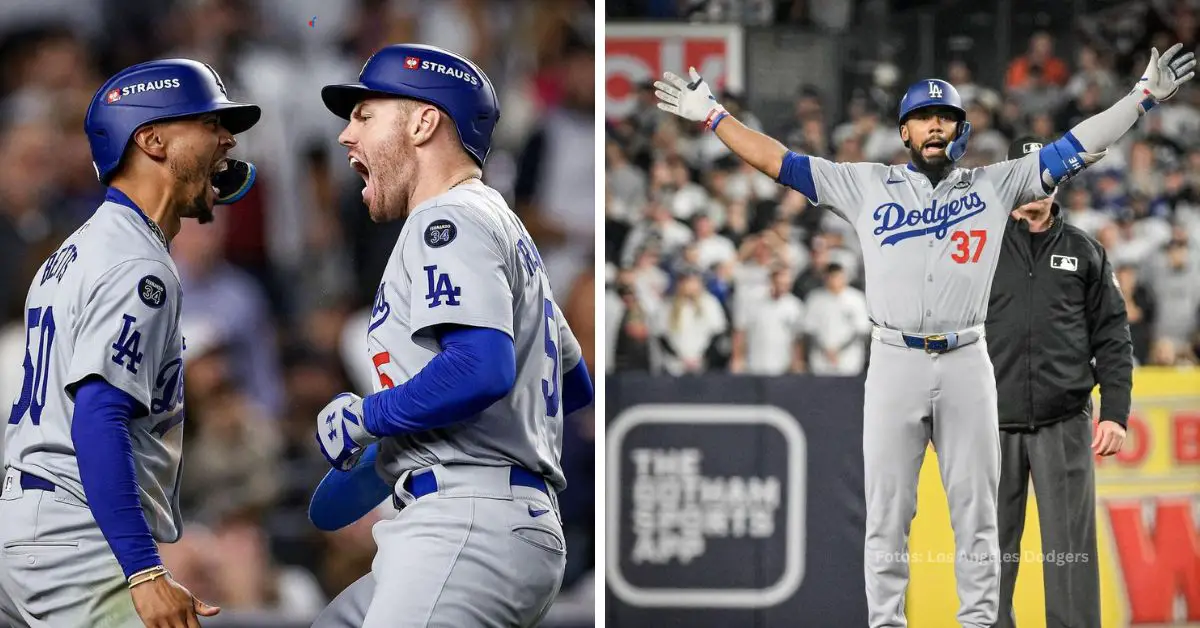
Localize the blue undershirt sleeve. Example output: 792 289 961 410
362 326 516 437
70 377 161 579
562 360 593 416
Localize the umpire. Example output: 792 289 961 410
986 137 1134 628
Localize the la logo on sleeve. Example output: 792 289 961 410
1050 255 1078 272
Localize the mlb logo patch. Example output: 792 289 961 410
1050 255 1078 272
1022 142 1043 154
105 88 122 103
404 56 421 70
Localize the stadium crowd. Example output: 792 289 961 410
605 1 1200 377
0 0 596 623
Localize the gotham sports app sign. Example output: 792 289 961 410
606 404 807 608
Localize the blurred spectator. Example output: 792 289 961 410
692 213 738 271
1149 237 1200 346
1056 80 1107 132
621 200 694 266
731 266 806 374
1065 46 1119 101
1006 32 1070 90
783 85 828 151
947 59 1000 111
607 139 648 222
607 269 657 373
1062 185 1111 237
515 26 595 293
1116 264 1157 365
656 270 727 375
964 102 1009 164
178 334 281 527
804 264 870 376
173 213 285 417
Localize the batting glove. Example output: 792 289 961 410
315 392 378 471
654 68 728 129
1131 43 1196 114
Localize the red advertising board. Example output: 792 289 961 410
606 24 744 120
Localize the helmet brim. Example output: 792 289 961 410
322 83 407 120
212 102 262 135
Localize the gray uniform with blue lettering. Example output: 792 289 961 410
0 199 186 628
789 152 1046 628
312 180 580 628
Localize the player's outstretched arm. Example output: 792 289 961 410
1039 43 1194 190
655 68 789 179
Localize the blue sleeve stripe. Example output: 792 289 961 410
363 326 516 436
71 377 161 579
562 360 594 417
777 151 819 204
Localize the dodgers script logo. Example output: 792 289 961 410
873 192 987 245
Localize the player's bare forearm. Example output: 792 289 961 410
713 116 788 180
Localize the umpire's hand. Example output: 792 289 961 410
131 574 220 628
1092 420 1127 456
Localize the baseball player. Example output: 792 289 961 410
309 44 594 628
0 59 259 628
654 43 1194 627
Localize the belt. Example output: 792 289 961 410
872 324 985 354
399 466 549 506
20 473 56 492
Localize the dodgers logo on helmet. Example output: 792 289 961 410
898 78 964 123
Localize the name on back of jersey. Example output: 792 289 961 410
516 237 546 280
39 244 79 286
872 191 987 245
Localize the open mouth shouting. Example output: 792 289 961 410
349 154 372 205
210 158 229 199
923 137 947 156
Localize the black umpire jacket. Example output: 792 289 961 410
985 203 1133 431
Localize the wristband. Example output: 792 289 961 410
706 109 730 131
128 565 169 588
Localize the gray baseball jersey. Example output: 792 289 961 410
4 199 186 542
791 152 1046 332
366 180 581 492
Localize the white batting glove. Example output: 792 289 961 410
314 392 378 471
1132 43 1196 114
654 68 727 128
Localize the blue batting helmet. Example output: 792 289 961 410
84 59 261 184
321 44 500 166
897 78 972 161
897 78 966 123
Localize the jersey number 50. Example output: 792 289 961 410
9 307 56 426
